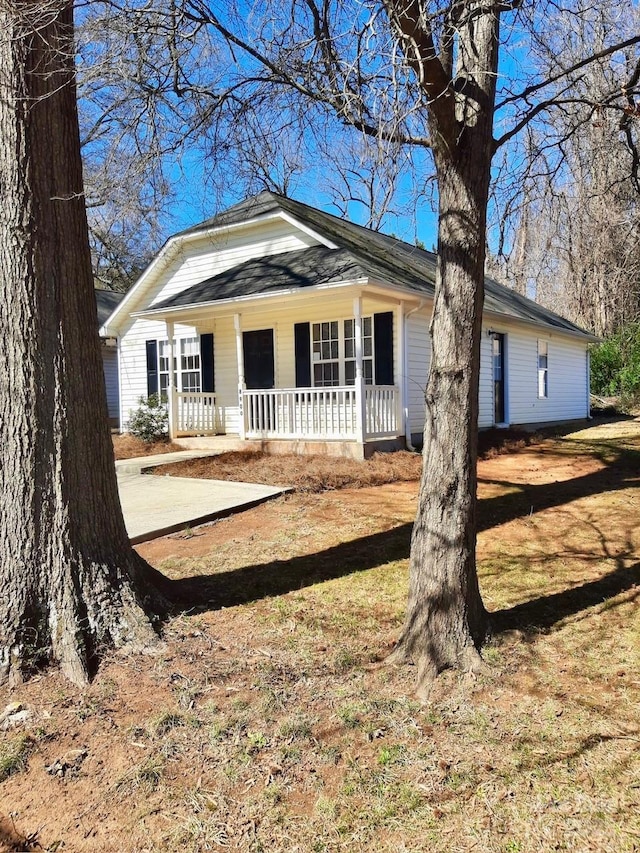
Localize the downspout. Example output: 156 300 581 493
115 336 121 433
403 300 426 452
117 335 124 433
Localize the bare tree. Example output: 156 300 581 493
76 8 182 290
82 0 639 695
488 1 640 336
76 0 435 240
0 1 167 686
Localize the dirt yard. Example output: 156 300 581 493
2 417 639 852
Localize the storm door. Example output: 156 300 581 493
243 329 275 389
492 332 506 424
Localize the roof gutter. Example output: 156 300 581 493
481 307 599 344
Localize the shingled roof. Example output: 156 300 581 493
95 288 124 329
153 191 593 340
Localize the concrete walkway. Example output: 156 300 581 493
115 450 220 475
116 452 288 544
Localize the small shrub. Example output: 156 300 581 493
128 394 168 443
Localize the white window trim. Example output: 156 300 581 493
311 319 340 388
158 335 202 397
311 317 374 387
537 340 549 399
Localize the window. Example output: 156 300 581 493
312 317 373 387
158 340 174 401
180 336 201 392
344 317 373 385
158 337 201 398
312 321 340 387
538 340 548 398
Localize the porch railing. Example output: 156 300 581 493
243 385 399 441
365 385 399 438
175 392 217 435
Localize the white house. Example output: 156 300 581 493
95 288 124 427
101 192 596 458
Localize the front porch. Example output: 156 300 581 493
139 287 415 458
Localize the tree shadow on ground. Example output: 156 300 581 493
166 442 640 636
491 560 640 636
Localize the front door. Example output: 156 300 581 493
492 332 506 424
243 329 275 389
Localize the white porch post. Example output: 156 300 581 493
234 313 246 439
166 320 177 439
353 296 366 443
397 301 406 437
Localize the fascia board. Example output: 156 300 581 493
482 307 599 343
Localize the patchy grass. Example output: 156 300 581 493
1 416 639 852
0 735 33 783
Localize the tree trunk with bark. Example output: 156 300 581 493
0 2 166 687
387 1 499 697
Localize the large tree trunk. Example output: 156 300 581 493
0 3 166 687
388 2 499 697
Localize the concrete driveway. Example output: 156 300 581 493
115 453 287 544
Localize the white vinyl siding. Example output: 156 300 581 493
148 220 317 308
478 325 588 428
119 320 201 428
478 332 495 428
406 309 431 435
507 332 588 424
479 323 589 428
538 340 549 398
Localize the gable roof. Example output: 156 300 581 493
150 191 594 340
153 246 368 308
95 288 124 330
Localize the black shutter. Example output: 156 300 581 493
146 340 158 397
294 322 311 387
374 312 394 385
200 333 215 392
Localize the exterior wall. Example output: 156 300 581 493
478 321 589 427
506 328 589 425
406 317 589 438
101 344 120 425
406 308 431 435
478 331 495 428
119 319 199 429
